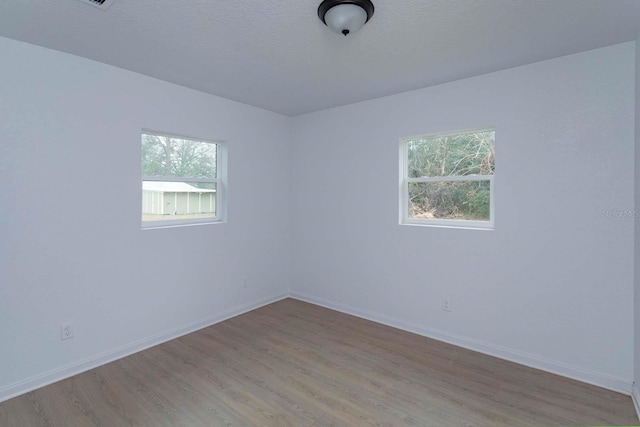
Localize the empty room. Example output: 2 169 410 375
2 0 640 425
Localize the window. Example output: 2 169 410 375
400 129 495 229
141 131 224 228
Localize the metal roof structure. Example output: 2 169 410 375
142 181 216 193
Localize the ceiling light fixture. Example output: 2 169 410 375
318 0 375 36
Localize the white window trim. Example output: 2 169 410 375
141 130 226 230
399 129 495 230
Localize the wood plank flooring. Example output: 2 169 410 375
0 298 637 426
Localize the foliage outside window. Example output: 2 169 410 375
142 131 223 228
401 129 495 228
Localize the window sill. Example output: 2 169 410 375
142 218 224 230
400 221 494 231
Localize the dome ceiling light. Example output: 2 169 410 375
318 0 375 36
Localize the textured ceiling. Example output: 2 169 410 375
1 0 640 116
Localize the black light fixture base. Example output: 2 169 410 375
317 0 375 25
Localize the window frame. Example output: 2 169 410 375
399 128 495 230
141 130 226 229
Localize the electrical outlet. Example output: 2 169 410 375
243 279 248 288
61 322 74 340
442 297 452 312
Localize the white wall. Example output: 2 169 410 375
290 43 635 392
0 36 291 400
633 34 640 411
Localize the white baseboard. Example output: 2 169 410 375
0 293 288 403
633 383 640 420
290 291 633 395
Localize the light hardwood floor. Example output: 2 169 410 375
1 298 638 426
